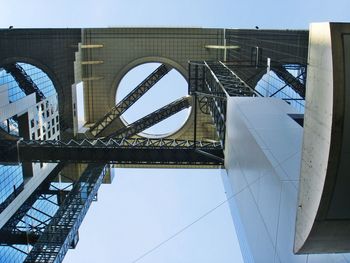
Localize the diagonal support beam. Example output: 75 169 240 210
107 96 191 138
0 230 39 245
2 63 46 102
271 64 305 98
90 64 172 137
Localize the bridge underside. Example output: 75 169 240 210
0 139 224 166
0 27 315 263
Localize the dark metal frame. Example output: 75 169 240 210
24 164 107 263
89 64 172 137
108 96 191 138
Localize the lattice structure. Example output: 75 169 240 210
206 61 258 97
108 96 191 138
271 63 305 98
24 164 107 263
89 64 172 137
0 138 224 165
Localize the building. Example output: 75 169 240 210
0 22 349 262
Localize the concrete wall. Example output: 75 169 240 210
295 22 350 253
222 97 350 262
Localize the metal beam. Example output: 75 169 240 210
0 138 223 165
0 231 39 245
189 61 228 146
271 64 305 98
108 96 191 138
24 164 107 263
90 63 172 137
204 45 240 50
0 164 64 246
206 61 257 97
2 63 46 102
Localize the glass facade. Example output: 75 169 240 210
0 245 29 263
0 62 60 262
0 62 57 136
255 65 306 113
0 63 56 103
0 166 23 210
0 176 62 262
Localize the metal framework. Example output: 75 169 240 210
2 63 46 102
0 138 223 165
108 96 191 138
0 164 64 246
206 61 258 97
271 63 305 98
24 164 107 263
6 138 223 165
189 61 226 146
188 61 260 147
89 64 172 137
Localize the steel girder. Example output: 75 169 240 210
89 64 172 137
24 164 107 263
2 63 46 102
0 138 223 165
108 96 191 138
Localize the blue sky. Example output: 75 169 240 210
0 0 349 262
1 0 349 29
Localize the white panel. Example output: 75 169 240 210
76 81 86 129
223 97 350 262
249 170 282 243
221 170 254 263
256 127 302 164
0 84 9 107
279 151 302 181
235 188 275 263
224 151 248 195
275 181 307 263
0 93 36 121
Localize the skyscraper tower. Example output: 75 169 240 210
0 23 349 262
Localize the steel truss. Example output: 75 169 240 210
108 96 191 138
0 164 64 246
189 61 226 146
23 164 107 263
2 63 46 102
271 63 305 98
89 64 172 137
0 138 223 165
206 61 258 97
189 61 259 147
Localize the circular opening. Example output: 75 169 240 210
116 62 190 138
0 62 57 136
